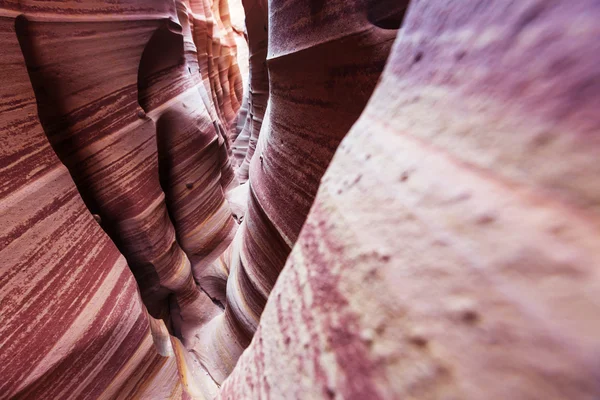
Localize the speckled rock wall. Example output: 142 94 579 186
220 0 600 399
2 0 599 399
217 0 409 358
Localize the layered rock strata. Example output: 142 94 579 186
217 0 410 367
1 0 246 398
221 0 600 399
0 10 187 399
232 0 269 183
2 0 599 399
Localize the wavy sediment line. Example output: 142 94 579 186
2 1 246 397
220 1 600 399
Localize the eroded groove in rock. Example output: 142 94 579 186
233 0 269 183
230 90 249 145
188 0 241 129
231 95 251 166
221 1 600 399
0 14 183 399
216 1 407 366
138 21 237 307
16 15 222 348
3 0 599 398
184 0 241 194
193 0 408 385
228 0 250 146
4 0 246 397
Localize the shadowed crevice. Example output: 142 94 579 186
368 0 411 30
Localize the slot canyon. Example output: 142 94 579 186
1 0 599 399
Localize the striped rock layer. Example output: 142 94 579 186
232 0 269 183
1 0 247 398
0 9 186 399
220 0 600 399
216 0 410 371
3 0 599 399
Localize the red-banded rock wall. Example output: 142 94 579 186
190 0 410 385
0 10 184 399
2 0 599 399
215 0 410 367
1 0 245 398
220 0 600 399
232 0 269 183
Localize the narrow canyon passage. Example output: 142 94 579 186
1 0 599 399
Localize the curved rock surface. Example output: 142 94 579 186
220 0 600 399
232 0 269 183
0 12 183 399
2 0 600 399
2 0 245 398
196 0 410 383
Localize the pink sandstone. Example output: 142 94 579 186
1 0 599 399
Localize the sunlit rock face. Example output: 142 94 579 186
232 0 269 183
2 0 599 399
220 1 600 399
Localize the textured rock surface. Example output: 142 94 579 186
232 0 269 183
220 0 600 399
0 12 184 399
1 0 245 398
218 0 408 359
178 0 410 385
2 0 600 399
